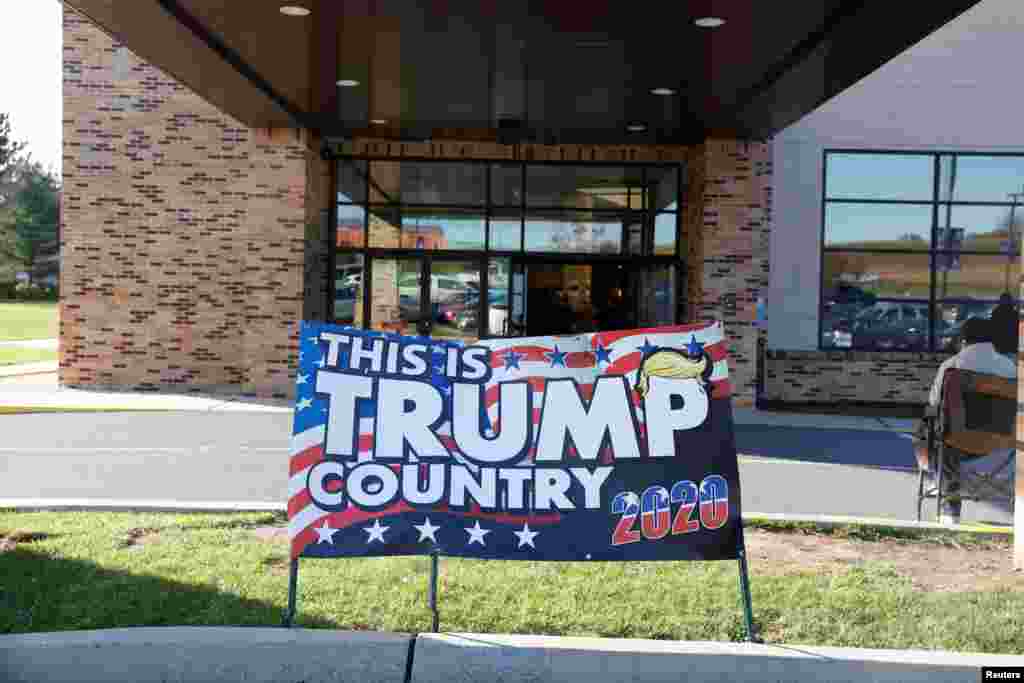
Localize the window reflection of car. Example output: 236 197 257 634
454 290 510 333
334 286 358 323
850 303 929 350
936 301 998 351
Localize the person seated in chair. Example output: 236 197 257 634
913 316 1016 522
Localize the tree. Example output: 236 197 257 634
0 161 59 286
0 113 27 209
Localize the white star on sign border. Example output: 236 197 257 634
296 397 313 411
413 518 441 543
296 373 309 386
364 519 389 544
315 520 338 544
513 523 539 549
465 521 490 546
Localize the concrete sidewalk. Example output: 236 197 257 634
0 338 58 349
0 387 291 412
3 627 1021 683
0 381 915 431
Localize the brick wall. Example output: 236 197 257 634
685 140 772 404
61 8 308 397
764 350 948 404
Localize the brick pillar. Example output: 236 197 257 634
683 139 772 405
303 137 330 323
62 9 306 399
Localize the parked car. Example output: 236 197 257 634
850 302 929 350
454 290 510 334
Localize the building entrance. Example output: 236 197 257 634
503 259 680 338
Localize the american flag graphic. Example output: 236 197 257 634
288 321 732 560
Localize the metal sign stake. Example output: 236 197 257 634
737 531 760 643
428 552 441 633
282 558 299 627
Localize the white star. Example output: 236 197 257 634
296 397 313 411
296 373 309 385
413 517 441 543
315 520 338 544
307 335 321 344
465 521 490 546
363 519 389 544
314 356 327 368
513 523 539 549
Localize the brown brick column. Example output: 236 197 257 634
303 137 331 323
61 9 306 398
683 139 772 405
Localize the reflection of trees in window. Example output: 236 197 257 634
822 151 1024 351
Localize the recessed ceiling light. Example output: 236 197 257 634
279 5 310 17
695 16 725 28
651 87 675 96
336 79 360 87
627 124 646 132
370 119 387 125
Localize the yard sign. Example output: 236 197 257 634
284 321 756 636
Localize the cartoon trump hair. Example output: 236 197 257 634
635 335 714 400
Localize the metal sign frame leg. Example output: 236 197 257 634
428 552 440 633
736 531 761 643
282 558 299 627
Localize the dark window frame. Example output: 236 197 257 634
330 157 686 337
820 149 1024 353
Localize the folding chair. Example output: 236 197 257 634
916 368 1017 523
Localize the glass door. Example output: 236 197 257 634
428 258 483 342
635 263 679 328
367 257 425 336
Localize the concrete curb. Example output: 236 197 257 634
0 627 412 683
2 628 1021 683
412 633 1024 683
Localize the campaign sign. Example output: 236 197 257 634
287 321 742 562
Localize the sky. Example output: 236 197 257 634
0 1 62 176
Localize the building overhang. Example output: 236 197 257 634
65 1 982 143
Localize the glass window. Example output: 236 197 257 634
525 212 622 254
826 300 932 352
934 253 1018 300
337 160 366 203
334 254 364 325
491 164 522 207
485 258 513 337
939 155 1024 202
824 203 933 249
370 258 422 335
370 161 485 205
430 260 481 342
368 207 401 248
654 212 677 255
637 265 676 327
401 208 485 250
526 166 636 209
336 205 365 248
489 210 522 251
826 153 934 201
823 251 930 299
648 167 678 212
941 204 1019 253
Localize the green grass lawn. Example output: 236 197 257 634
0 347 57 366
0 302 58 341
1 512 1021 653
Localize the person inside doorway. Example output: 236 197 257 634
913 316 1016 523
